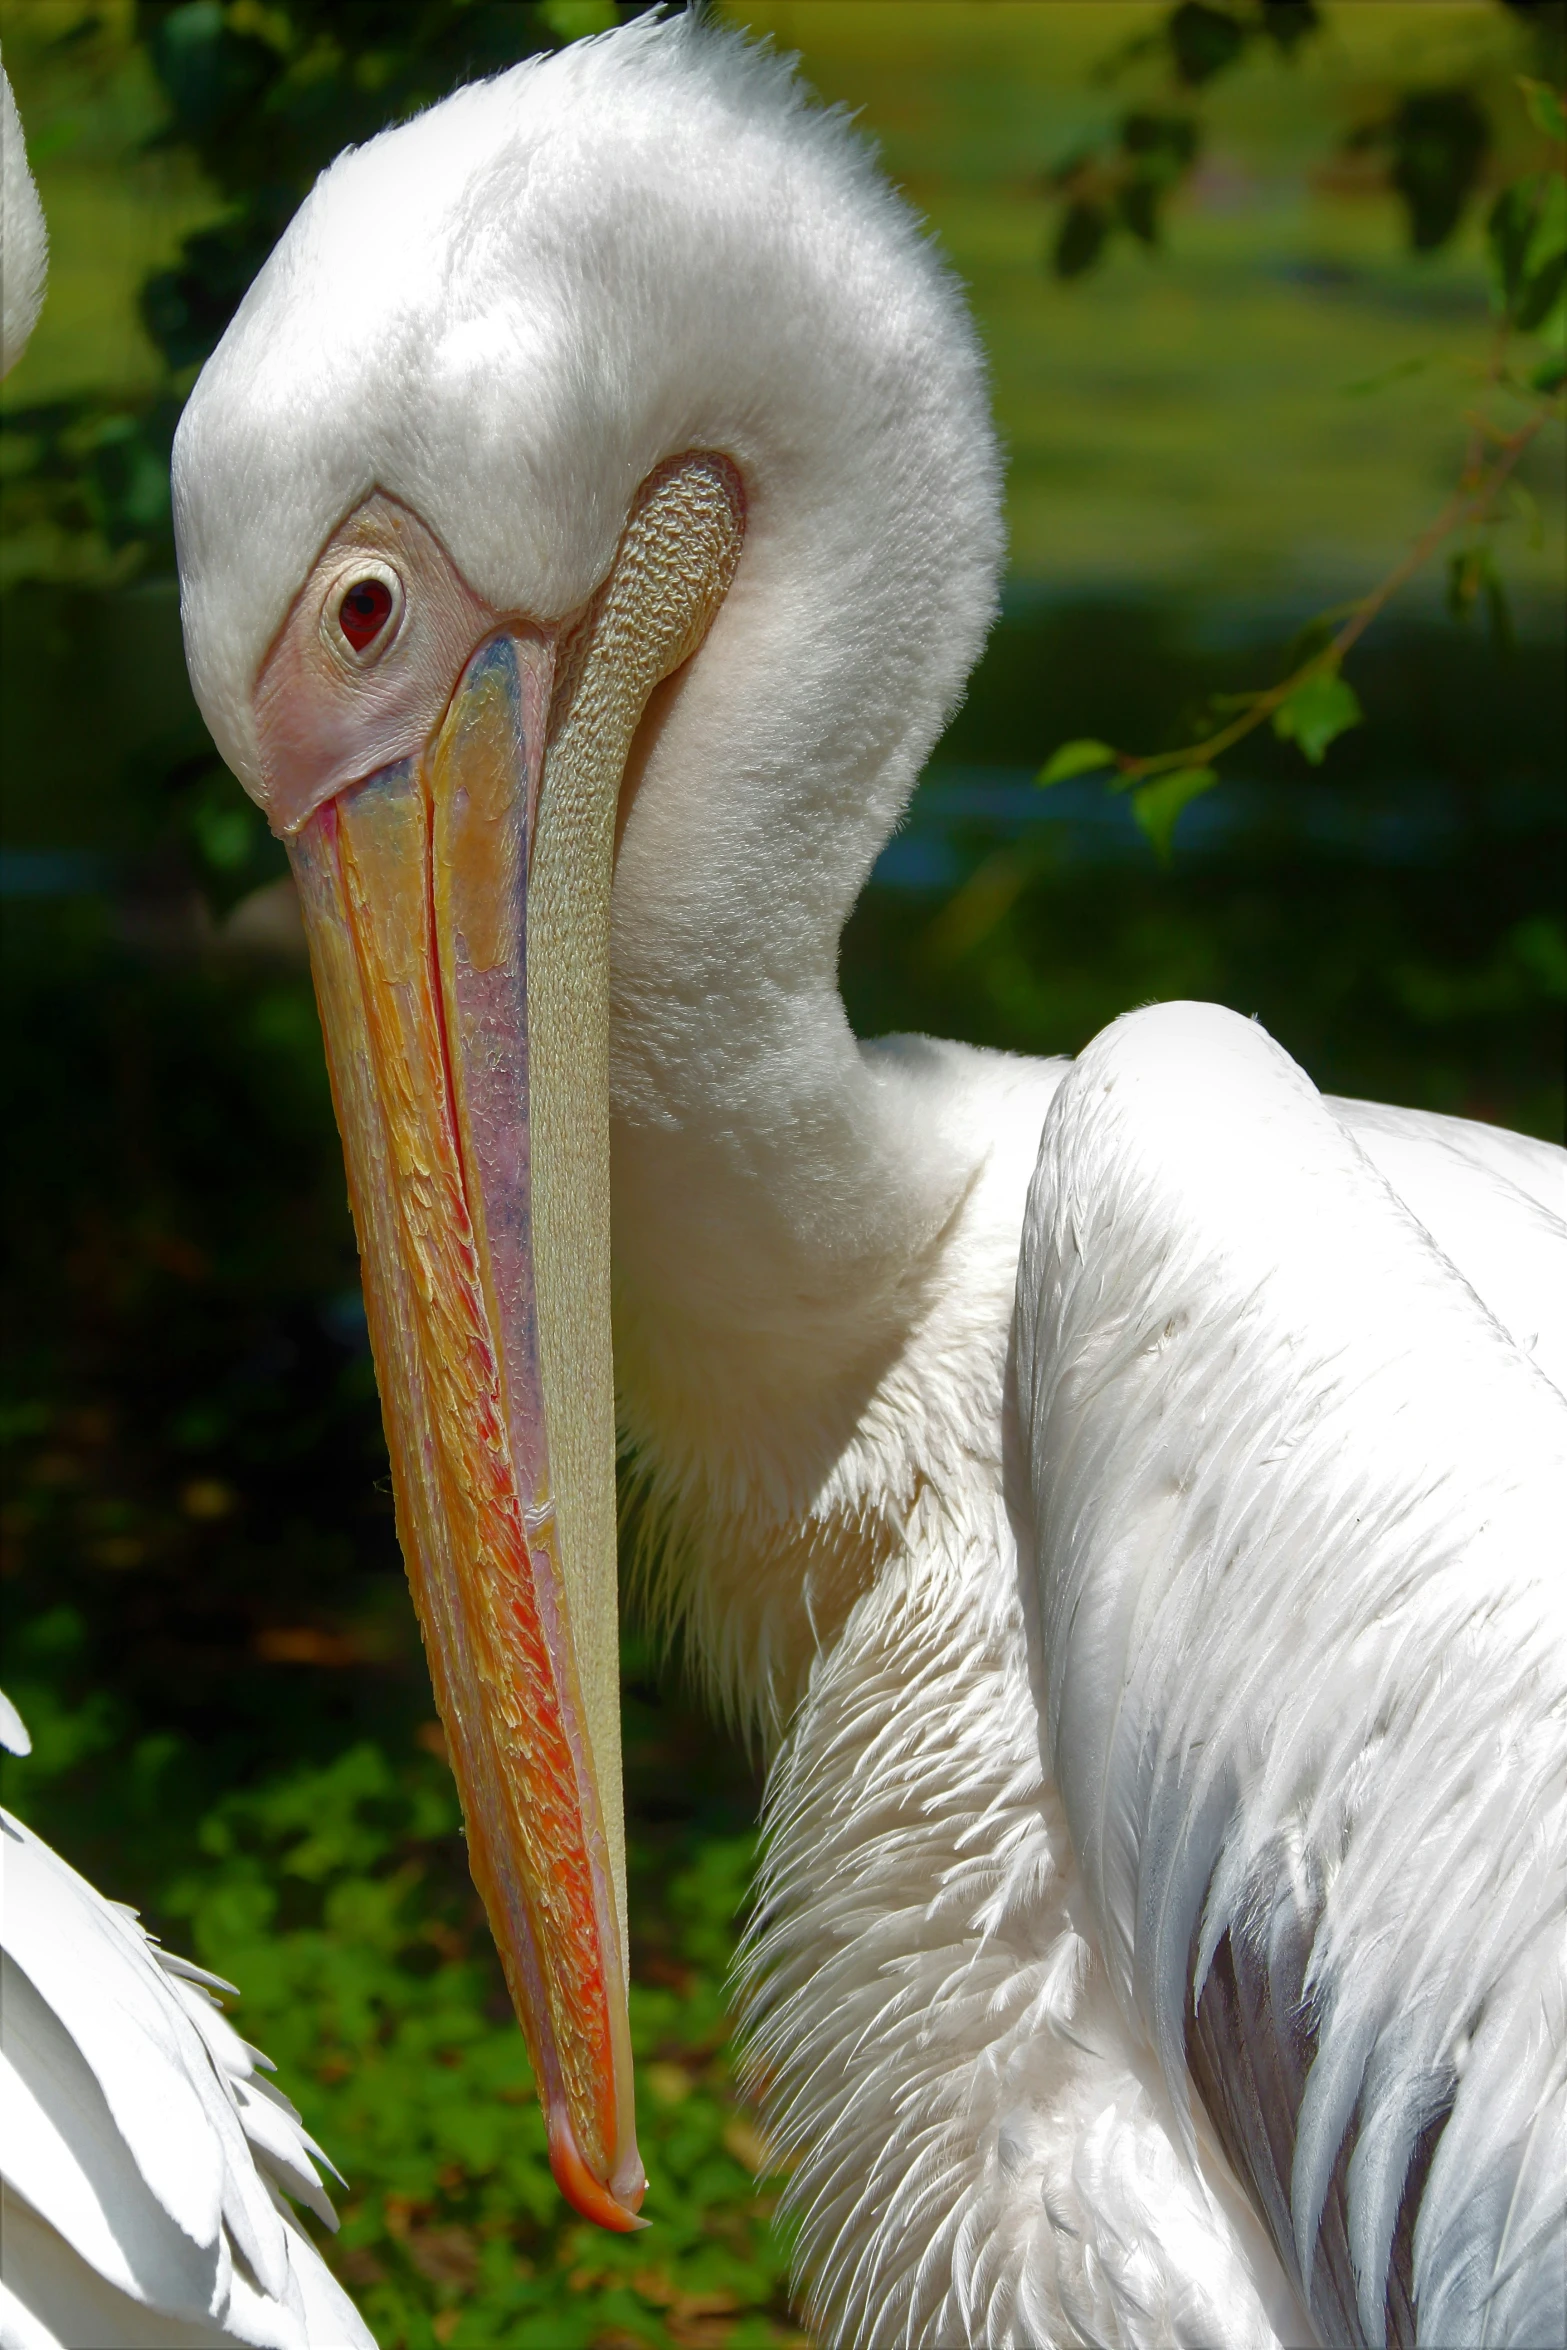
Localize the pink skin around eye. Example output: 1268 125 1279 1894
251 495 519 840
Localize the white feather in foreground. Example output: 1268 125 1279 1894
0 56 48 380
0 1701 374 2350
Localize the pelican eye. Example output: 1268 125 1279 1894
340 578 393 649
323 560 405 666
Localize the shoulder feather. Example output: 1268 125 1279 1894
1014 1002 1567 2348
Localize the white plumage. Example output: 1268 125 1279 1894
102 13 1567 2343
734 1021 1565 2348
0 1699 373 2350
1018 1008 1566 2346
0 53 47 379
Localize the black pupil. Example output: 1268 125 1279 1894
339 578 394 652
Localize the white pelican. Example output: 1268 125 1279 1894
0 64 374 2350
169 18 1565 2347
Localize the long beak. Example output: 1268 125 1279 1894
274 452 743 2235
287 632 644 2228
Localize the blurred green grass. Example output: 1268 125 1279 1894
738 1 1565 598
0 7 1562 2347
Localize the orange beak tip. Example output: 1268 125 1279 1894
548 2109 650 2233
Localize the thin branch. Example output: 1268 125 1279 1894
1118 406 1553 783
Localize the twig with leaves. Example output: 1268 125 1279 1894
1038 67 1567 864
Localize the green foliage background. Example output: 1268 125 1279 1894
1 5 1562 2346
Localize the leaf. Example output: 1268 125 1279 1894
1518 172 1567 328
1167 3 1246 89
1258 1 1321 57
1489 179 1537 311
1520 266 1567 333
1038 738 1119 786
1117 177 1162 247
1121 110 1202 182
1054 200 1111 278
1488 173 1566 324
1131 768 1217 865
1272 669 1363 765
1391 89 1489 253
1518 77 1567 145
1534 275 1567 347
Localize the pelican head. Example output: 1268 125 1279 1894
174 16 1000 2230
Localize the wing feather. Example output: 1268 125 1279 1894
0 1797 374 2348
1013 1002 1567 2348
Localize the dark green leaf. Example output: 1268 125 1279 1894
1518 172 1567 325
147 3 275 141
1130 767 1218 863
1518 250 1567 329
1167 3 1246 88
1258 2 1321 56
1272 670 1364 764
1517 75 1567 142
1489 173 1567 325
1054 200 1112 279
1121 110 1202 181
1389 88 1489 252
1525 169 1567 274
1038 738 1119 786
1117 176 1162 247
1489 175 1542 312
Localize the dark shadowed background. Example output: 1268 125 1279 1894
2 5 1562 2345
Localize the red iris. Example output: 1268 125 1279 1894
338 577 394 652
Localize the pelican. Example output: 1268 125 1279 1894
0 63 374 2350
168 17 1566 2348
